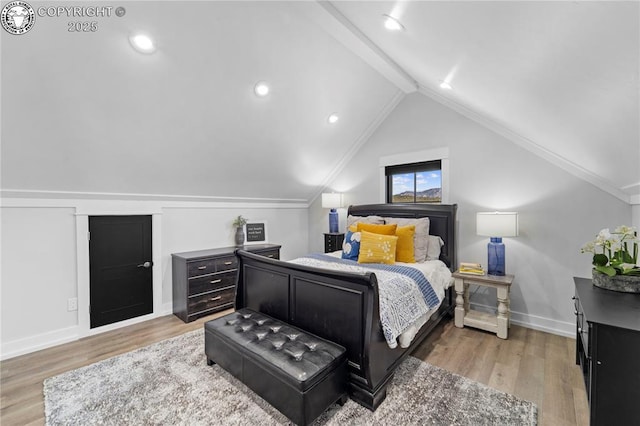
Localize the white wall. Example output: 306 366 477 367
1 207 78 343
161 205 308 304
316 93 632 336
1 197 308 359
633 205 640 230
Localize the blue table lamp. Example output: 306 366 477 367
322 193 342 233
476 212 519 276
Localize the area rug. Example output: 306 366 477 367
44 329 537 425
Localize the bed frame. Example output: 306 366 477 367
235 203 457 410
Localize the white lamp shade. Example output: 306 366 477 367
476 212 519 237
322 193 342 209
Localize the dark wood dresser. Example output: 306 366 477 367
172 244 280 322
573 277 640 426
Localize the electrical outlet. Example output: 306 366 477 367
67 297 78 311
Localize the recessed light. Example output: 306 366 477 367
254 81 270 97
383 14 405 31
129 33 156 54
439 81 453 90
327 113 339 124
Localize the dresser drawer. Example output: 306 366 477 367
255 249 279 260
579 319 590 357
575 295 590 355
188 271 237 296
215 256 238 271
187 259 218 276
188 286 235 314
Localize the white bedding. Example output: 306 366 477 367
294 251 453 348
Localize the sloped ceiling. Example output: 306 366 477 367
1 1 401 202
326 0 639 202
2 1 638 203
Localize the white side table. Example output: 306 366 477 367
452 271 514 339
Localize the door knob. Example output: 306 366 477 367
137 261 152 268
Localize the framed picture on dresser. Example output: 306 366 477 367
244 220 268 245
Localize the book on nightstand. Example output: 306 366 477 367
458 262 485 275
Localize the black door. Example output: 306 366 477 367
89 215 153 328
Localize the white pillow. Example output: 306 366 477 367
347 215 384 229
426 235 445 261
383 217 430 262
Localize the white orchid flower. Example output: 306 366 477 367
595 228 612 244
580 241 595 253
584 224 639 276
614 225 636 237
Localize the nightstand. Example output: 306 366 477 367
323 233 344 253
452 271 514 339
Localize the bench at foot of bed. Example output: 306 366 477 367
204 308 348 426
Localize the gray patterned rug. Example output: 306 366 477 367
44 329 537 425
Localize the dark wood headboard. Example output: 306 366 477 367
347 203 457 270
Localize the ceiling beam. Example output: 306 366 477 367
292 1 418 93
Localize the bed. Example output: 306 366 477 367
235 203 457 410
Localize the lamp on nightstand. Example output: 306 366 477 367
477 212 519 276
322 193 342 233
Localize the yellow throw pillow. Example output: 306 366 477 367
348 224 358 233
395 225 416 263
356 223 398 235
358 231 398 265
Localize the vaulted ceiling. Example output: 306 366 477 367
2 1 638 203
319 0 639 203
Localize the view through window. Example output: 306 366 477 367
386 160 442 203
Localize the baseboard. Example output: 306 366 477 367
1 304 176 360
469 302 575 338
0 325 80 361
509 311 575 338
161 302 173 316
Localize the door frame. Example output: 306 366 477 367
75 209 163 337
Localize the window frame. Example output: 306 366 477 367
385 160 442 204
378 148 449 204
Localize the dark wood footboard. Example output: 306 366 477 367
235 249 454 410
235 203 457 410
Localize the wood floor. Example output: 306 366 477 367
414 319 589 426
1 312 588 426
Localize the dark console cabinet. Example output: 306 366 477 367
172 244 280 322
573 277 640 426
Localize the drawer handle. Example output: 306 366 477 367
224 261 233 265
210 279 222 284
210 296 222 302
197 266 207 270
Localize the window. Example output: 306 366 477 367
385 160 442 203
379 148 448 203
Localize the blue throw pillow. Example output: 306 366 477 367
341 231 361 261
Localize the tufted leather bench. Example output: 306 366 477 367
205 308 348 425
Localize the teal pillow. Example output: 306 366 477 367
341 231 361 261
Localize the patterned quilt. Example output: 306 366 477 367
289 254 441 349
